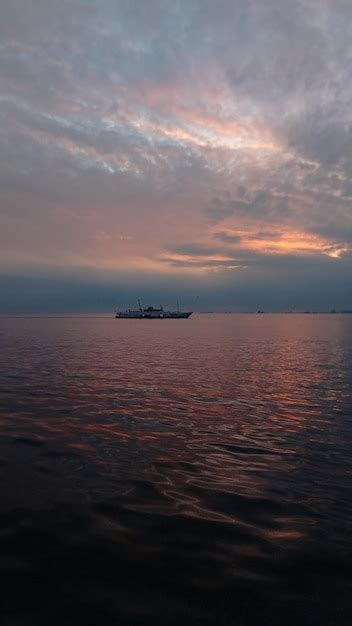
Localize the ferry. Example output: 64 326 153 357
115 302 192 319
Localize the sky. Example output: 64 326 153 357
1 0 352 312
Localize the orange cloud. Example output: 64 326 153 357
216 228 351 258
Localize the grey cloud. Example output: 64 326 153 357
1 0 352 309
206 197 249 221
214 232 242 244
1 247 351 313
286 114 352 167
206 189 289 224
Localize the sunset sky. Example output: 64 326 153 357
1 0 352 311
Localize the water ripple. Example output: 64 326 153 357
0 314 352 624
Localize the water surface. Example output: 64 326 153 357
0 314 352 625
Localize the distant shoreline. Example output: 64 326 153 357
198 310 352 315
1 311 352 318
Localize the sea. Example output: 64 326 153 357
0 313 351 625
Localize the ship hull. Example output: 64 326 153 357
115 311 192 319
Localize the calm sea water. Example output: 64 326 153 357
0 314 352 625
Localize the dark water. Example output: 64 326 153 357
0 314 352 625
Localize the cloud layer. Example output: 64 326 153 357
1 0 352 310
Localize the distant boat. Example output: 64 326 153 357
115 302 192 319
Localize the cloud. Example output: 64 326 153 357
214 232 243 244
1 0 352 309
